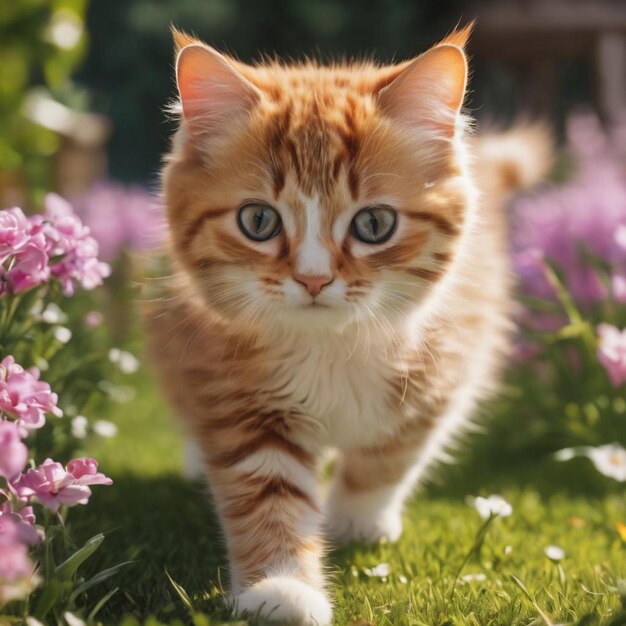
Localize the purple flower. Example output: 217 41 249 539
12 457 112 514
0 421 28 480
0 356 62 430
512 111 626 305
597 324 626 387
73 182 165 262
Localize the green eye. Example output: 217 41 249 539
351 205 397 244
237 203 282 241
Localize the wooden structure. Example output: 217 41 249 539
471 0 626 123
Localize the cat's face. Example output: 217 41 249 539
164 29 473 332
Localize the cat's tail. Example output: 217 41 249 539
473 123 553 197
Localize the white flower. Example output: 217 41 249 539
41 303 66 324
63 612 86 626
461 572 486 583
99 381 136 403
71 415 88 439
108 348 140 374
34 357 49 372
472 495 513 519
93 420 118 438
363 563 390 578
398 575 408 584
554 447 578 461
587 444 626 482
504 545 513 556
54 326 72 344
544 545 565 561
556 443 626 482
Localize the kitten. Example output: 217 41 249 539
147 24 549 624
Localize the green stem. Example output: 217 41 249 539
448 513 496 599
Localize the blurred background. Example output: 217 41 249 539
2 4 626 622
2 0 625 202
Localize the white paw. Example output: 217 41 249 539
325 483 404 544
327 506 403 543
233 576 332 625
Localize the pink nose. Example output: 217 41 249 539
293 273 334 297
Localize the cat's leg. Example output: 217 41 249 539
206 435 331 625
326 432 432 544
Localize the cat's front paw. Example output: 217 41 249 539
233 576 332 625
326 485 403 544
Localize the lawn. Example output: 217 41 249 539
68 354 626 626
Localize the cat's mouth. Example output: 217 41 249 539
301 301 330 309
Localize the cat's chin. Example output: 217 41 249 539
277 303 356 331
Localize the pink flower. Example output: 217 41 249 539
0 196 110 297
597 324 626 387
0 510 40 546
84 310 103 328
4 233 50 294
0 208 30 263
0 356 62 429
0 517 33 580
11 458 112 514
41 194 111 296
612 273 626 303
67 457 113 485
0 421 28 480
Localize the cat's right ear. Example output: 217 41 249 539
176 44 261 125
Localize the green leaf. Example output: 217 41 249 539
69 561 133 603
165 569 195 612
54 533 104 581
33 577 66 619
87 586 120 622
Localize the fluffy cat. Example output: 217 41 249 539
147 24 549 625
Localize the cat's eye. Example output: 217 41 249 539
237 203 282 241
351 205 397 244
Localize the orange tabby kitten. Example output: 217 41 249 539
147 25 548 624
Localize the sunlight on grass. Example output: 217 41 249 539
69 363 626 626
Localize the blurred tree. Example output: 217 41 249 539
0 0 91 205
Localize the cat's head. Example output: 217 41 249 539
163 26 474 332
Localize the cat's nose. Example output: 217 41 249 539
293 272 334 297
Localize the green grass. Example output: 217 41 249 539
68 365 626 626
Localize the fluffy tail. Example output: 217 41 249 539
473 123 553 197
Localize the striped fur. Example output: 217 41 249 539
147 24 546 625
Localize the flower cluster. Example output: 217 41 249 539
0 194 110 297
0 356 62 431
73 182 165 262
511 112 626 305
0 355 112 600
507 111 626 484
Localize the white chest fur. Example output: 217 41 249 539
267 329 406 449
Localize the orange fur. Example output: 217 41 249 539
147 24 547 624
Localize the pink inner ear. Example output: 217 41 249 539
378 44 468 137
176 44 260 123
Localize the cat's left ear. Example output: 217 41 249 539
377 43 468 138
